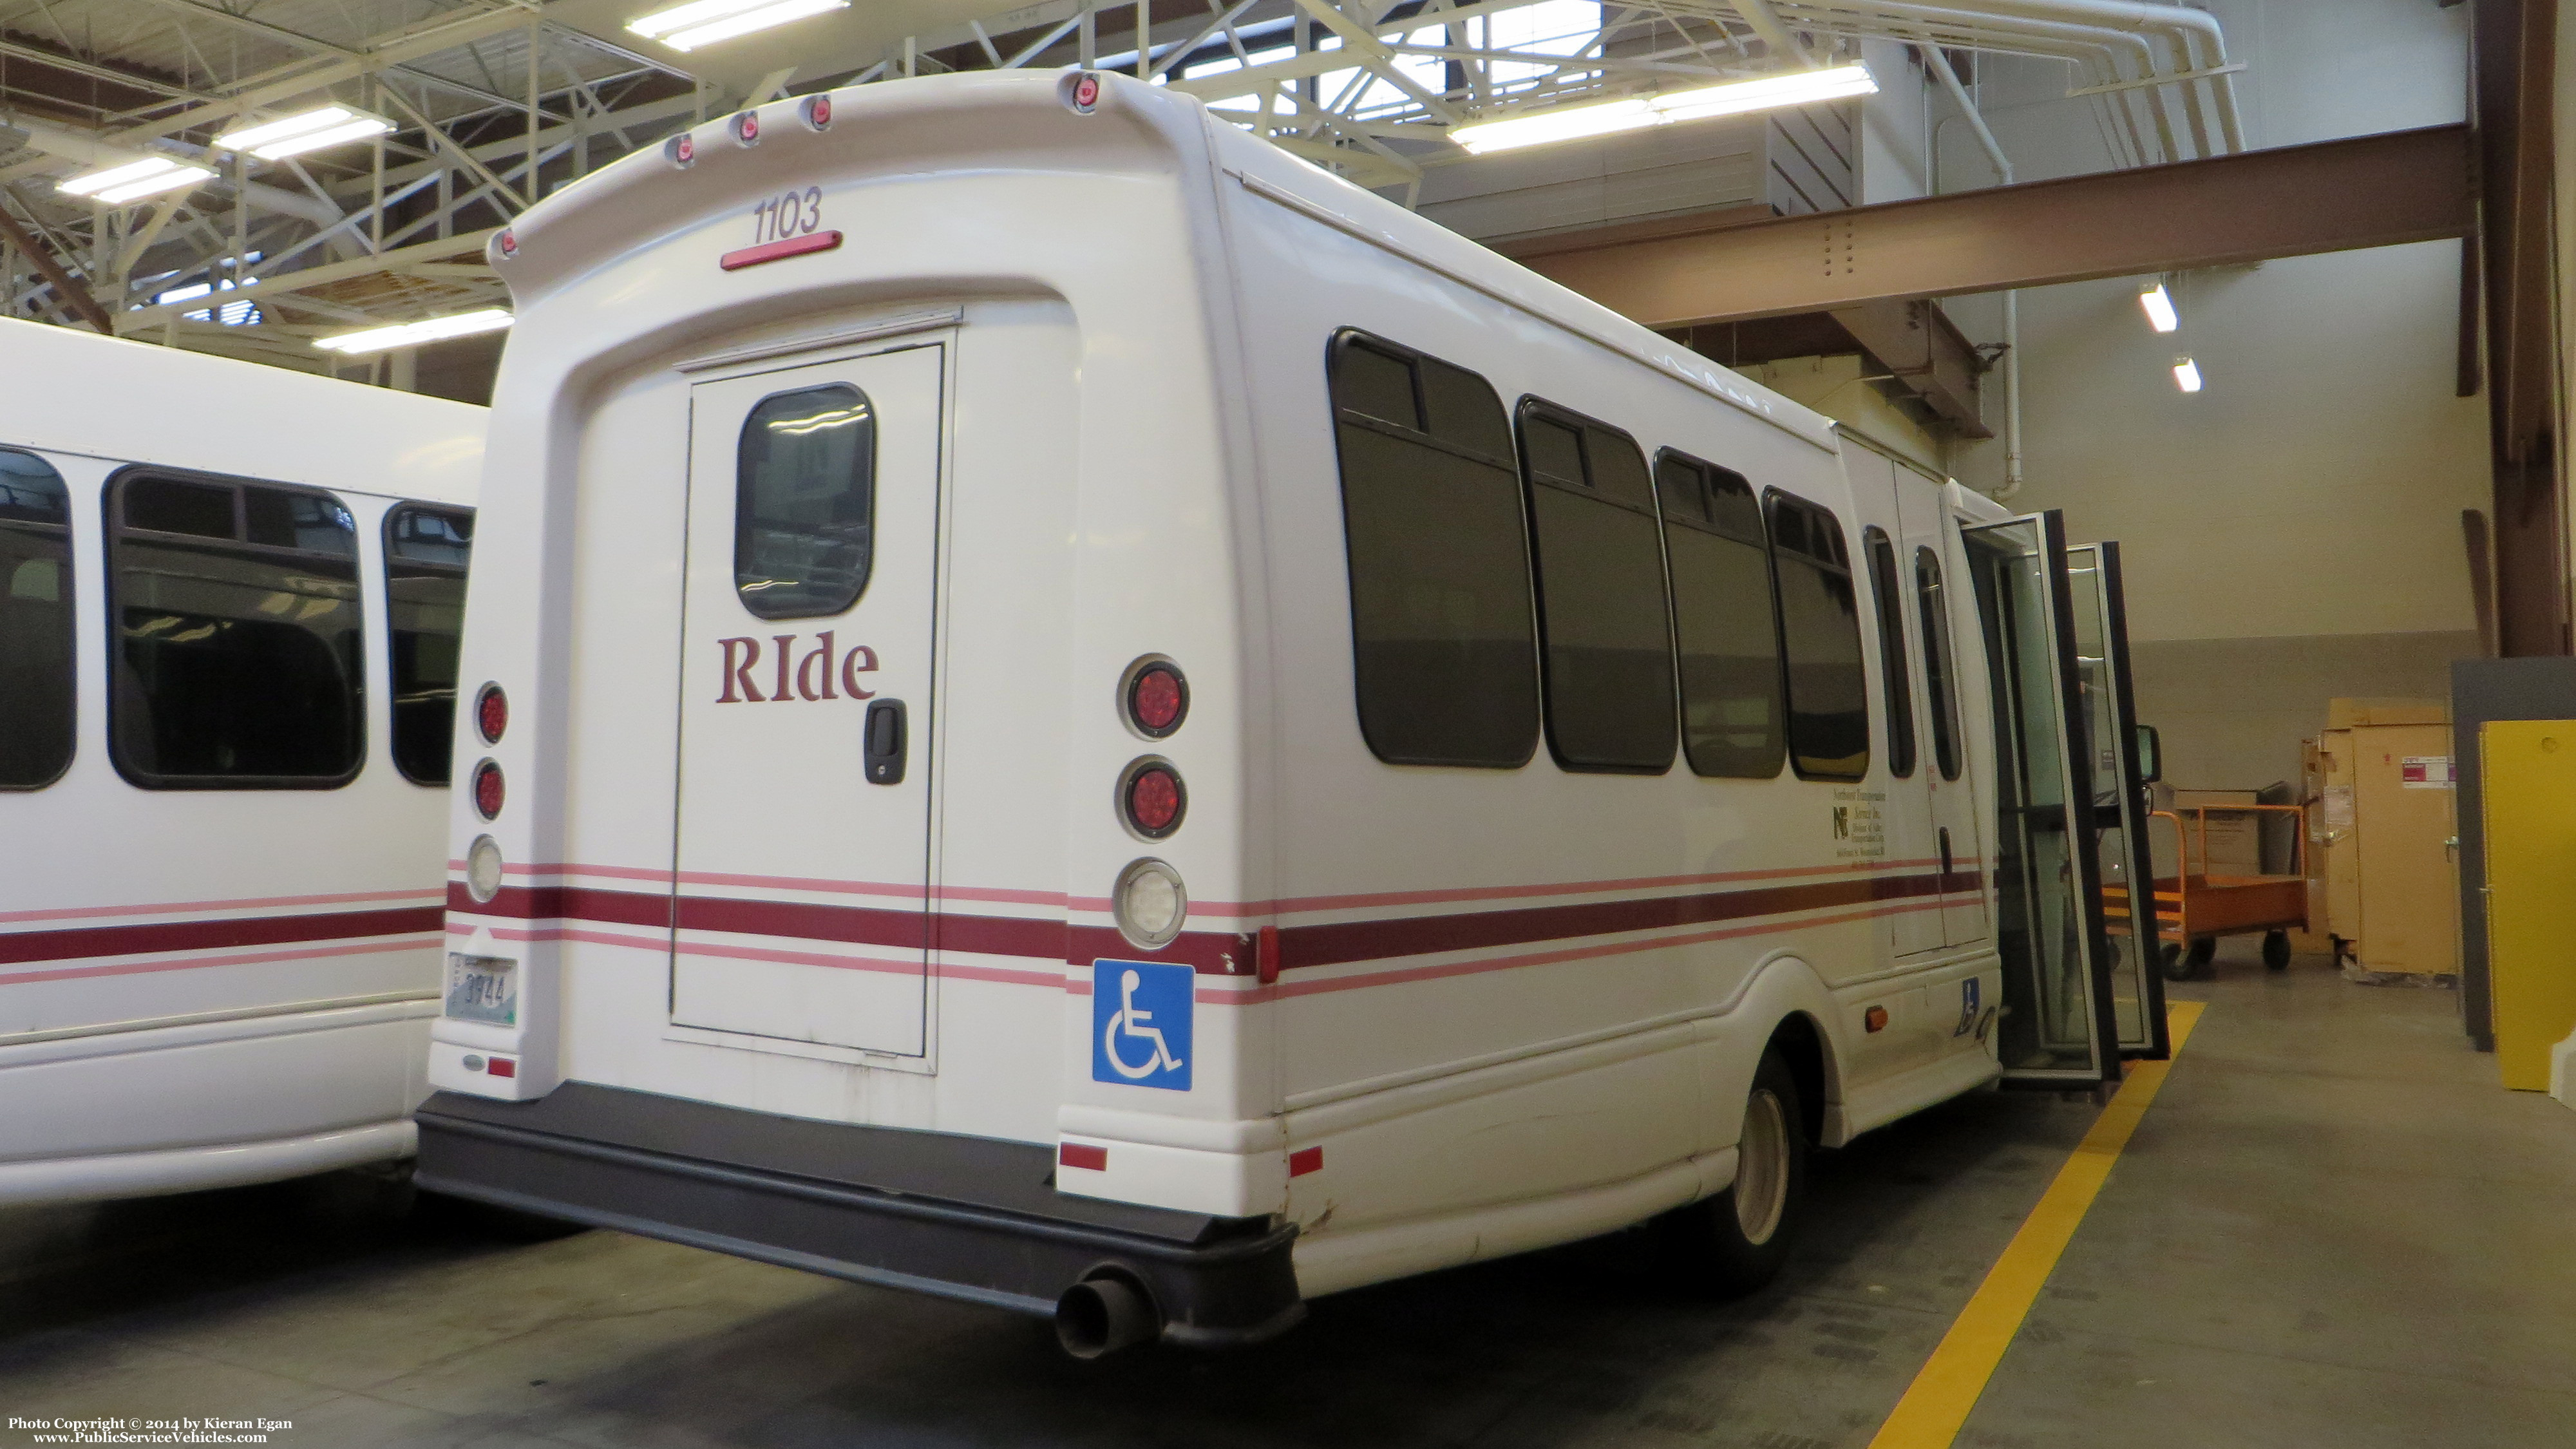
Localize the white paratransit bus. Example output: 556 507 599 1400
417 70 2170 1355
0 317 483 1207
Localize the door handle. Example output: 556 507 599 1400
864 699 907 785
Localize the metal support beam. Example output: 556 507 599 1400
1513 124 2476 327
0 198 112 332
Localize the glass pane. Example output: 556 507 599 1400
1668 525 1785 778
1529 487 1674 771
1421 359 1508 459
244 487 357 555
124 477 234 539
0 449 74 789
386 504 475 785
1915 547 1963 782
1866 529 1917 779
1522 414 1584 488
1584 425 1653 509
110 475 362 785
1776 553 1869 779
735 384 875 620
1336 340 1419 430
2066 544 2158 1050
1965 517 2105 1079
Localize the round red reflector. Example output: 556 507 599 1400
734 110 759 144
1124 764 1184 838
1128 665 1186 737
1073 74 1101 109
496 229 517 258
471 759 505 820
474 683 508 746
669 133 694 166
806 95 833 129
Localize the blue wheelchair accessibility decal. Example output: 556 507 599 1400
1092 959 1193 1091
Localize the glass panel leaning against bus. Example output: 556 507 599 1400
109 473 364 786
735 383 876 620
0 449 74 790
386 504 475 784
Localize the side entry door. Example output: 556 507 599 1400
1962 510 2123 1088
2065 542 2170 1059
1897 467 1989 947
669 341 945 1059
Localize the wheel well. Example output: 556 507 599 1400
1766 1014 1829 1146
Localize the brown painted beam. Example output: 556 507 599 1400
1517 124 2476 328
0 200 113 334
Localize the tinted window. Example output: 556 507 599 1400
386 504 474 784
737 383 875 619
1517 401 1674 773
109 472 362 786
1654 451 1783 779
1328 331 1537 768
1864 527 1917 779
0 450 75 789
1917 546 1964 781
1768 493 1869 779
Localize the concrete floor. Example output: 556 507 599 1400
3 951 2571 1448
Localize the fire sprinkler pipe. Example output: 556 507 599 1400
1918 41 2024 500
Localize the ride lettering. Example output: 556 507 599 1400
715 632 879 702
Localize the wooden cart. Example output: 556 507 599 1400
2103 805 2311 980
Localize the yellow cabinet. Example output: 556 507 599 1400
2479 720 2576 1092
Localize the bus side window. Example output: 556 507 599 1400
1766 492 1870 781
1514 401 1675 773
1863 526 1918 779
108 471 365 788
1327 330 1538 768
1653 450 1784 779
1916 545 1964 781
385 504 475 785
0 449 75 790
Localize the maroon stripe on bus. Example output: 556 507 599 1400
0 905 445 967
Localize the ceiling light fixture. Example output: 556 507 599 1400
1450 63 1878 156
216 106 393 160
2172 356 2203 393
57 156 214 205
314 308 514 354
627 0 849 52
2139 280 2179 334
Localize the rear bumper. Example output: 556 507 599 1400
414 1084 1303 1348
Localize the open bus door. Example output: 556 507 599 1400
2066 541 2171 1060
1961 510 2125 1089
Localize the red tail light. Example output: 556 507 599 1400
471 759 505 820
1126 662 1187 737
1122 762 1184 838
475 683 507 745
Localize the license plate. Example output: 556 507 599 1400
445 953 517 1026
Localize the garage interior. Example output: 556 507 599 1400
5 0 2575 1445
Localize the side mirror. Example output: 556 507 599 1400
2135 724 2163 784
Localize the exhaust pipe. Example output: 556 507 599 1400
1054 1273 1161 1359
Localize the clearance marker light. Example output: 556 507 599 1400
2173 355 2204 393
2139 280 2180 334
1450 64 1877 155
57 155 214 205
314 308 513 354
627 0 849 53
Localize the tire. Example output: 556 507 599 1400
2186 936 2217 968
2262 929 2292 971
1660 1045 1810 1296
2159 940 2192 982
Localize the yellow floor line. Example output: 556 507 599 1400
1866 999 2208 1449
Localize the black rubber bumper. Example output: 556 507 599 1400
414 1083 1304 1348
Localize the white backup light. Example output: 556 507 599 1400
2139 281 2179 334
215 106 393 160
628 0 849 52
314 308 514 354
1451 64 1877 155
2172 356 2204 393
1112 858 1188 949
57 155 214 205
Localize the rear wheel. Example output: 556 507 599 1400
1660 1045 1810 1296
2262 929 2293 971
2186 936 2218 971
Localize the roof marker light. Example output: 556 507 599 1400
2139 280 2179 334
494 229 518 261
731 109 760 146
1065 71 1104 113
666 133 695 168
802 94 833 131
629 0 849 53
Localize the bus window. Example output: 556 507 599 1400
108 471 363 788
1917 545 1964 781
385 504 475 784
1766 492 1870 781
1653 451 1783 779
735 383 875 620
1515 401 1675 773
0 449 74 790
1327 330 1537 768
1864 526 1918 779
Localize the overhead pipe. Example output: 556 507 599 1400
1917 42 2023 500
1895 0 2243 153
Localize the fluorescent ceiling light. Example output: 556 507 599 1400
2139 281 2179 334
2172 356 2203 393
628 0 848 51
214 106 392 160
314 308 514 354
58 155 213 204
1452 64 1877 155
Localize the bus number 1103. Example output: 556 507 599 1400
752 186 823 245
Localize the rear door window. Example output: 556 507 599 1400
385 504 474 784
736 383 875 619
1517 401 1676 773
1767 491 1870 780
108 470 364 787
1654 450 1784 779
1327 330 1537 768
0 449 75 789
1864 526 1918 779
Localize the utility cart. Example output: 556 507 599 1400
2104 806 2311 980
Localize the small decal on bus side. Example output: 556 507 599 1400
1093 959 1193 1092
751 185 824 246
1954 976 1982 1037
714 632 878 702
